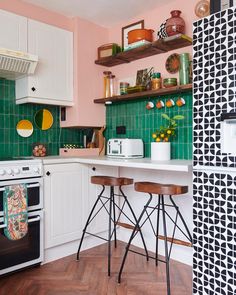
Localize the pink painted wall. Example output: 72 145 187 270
107 0 199 91
60 17 108 127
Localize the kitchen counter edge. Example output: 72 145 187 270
42 156 192 172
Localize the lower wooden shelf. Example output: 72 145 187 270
94 84 192 104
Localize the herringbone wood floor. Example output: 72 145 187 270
0 241 192 295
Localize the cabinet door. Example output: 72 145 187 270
44 163 84 249
85 165 119 235
25 19 73 105
0 9 27 51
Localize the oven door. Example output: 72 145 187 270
0 177 43 216
0 210 44 275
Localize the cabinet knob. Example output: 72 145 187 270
92 167 96 171
31 87 36 92
46 171 51 176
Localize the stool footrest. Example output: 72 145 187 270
157 235 192 247
116 222 139 231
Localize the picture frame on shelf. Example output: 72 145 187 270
122 20 144 50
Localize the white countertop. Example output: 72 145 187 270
42 156 192 172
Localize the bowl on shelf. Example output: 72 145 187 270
163 78 178 88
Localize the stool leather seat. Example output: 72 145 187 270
135 182 188 195
91 176 133 186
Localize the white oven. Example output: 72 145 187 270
0 159 44 276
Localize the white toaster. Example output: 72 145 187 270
107 138 144 158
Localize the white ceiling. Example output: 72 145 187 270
22 0 170 27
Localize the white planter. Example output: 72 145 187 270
151 142 171 161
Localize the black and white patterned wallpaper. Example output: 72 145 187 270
193 7 236 295
193 7 236 168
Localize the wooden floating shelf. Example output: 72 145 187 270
94 84 192 104
95 34 192 67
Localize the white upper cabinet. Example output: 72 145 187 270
0 9 27 52
16 19 73 106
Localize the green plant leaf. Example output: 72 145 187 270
162 114 170 120
172 115 184 120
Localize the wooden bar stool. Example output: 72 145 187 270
77 176 149 276
118 182 192 295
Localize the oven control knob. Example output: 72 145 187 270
33 167 39 173
13 168 20 174
6 168 12 175
0 169 5 176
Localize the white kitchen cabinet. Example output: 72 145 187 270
0 9 27 52
85 164 119 234
44 163 84 249
16 19 73 106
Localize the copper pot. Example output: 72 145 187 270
128 29 154 44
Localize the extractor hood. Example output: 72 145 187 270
0 48 38 80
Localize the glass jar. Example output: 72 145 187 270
103 71 112 98
120 82 129 95
151 72 162 90
166 10 185 36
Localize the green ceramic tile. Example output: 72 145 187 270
105 92 193 159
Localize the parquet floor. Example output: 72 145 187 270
0 241 192 295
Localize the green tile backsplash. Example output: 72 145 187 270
0 79 83 158
105 92 193 159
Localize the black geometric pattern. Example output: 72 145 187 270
193 171 236 295
193 7 236 295
193 7 236 168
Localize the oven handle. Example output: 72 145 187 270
28 216 40 223
0 183 40 192
0 215 40 228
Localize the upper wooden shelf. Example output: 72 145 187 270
95 34 192 67
94 84 192 104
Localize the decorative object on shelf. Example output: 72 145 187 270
146 101 154 110
166 10 185 37
166 98 175 108
210 0 234 14
34 109 53 130
163 78 178 88
179 53 190 85
128 29 154 44
124 39 151 51
120 82 130 95
136 67 154 89
97 43 121 59
122 20 144 50
176 97 186 107
195 0 210 18
156 100 165 109
103 71 116 97
165 53 180 74
157 20 168 39
151 72 162 90
151 113 184 161
32 143 46 157
16 120 33 137
127 85 146 94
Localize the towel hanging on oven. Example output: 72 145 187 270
3 184 28 240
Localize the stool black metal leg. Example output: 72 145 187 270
119 187 149 261
77 186 105 261
118 193 153 284
155 195 161 266
161 195 171 295
108 185 113 276
169 195 192 242
111 186 117 248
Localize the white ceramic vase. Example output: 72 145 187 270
151 142 171 161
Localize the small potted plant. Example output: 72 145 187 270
151 113 184 160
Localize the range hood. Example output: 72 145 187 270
0 48 38 80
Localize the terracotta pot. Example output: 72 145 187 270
128 29 154 44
